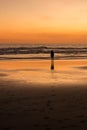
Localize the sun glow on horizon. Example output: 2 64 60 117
0 0 87 44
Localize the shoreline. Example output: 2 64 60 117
0 56 87 61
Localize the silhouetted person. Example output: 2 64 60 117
50 50 54 70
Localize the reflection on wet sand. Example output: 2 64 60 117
76 66 87 70
0 60 87 86
0 73 8 77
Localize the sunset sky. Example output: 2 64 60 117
0 0 87 44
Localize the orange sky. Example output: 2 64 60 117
0 0 87 44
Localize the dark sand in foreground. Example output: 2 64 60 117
0 80 87 130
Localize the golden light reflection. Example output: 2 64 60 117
0 60 87 85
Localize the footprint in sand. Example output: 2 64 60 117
46 100 54 111
46 128 51 130
34 124 39 127
46 100 51 107
3 128 11 130
49 107 53 111
76 114 85 118
80 119 86 124
51 94 56 97
68 124 78 128
44 116 50 120
43 124 51 130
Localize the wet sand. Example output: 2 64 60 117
0 60 87 130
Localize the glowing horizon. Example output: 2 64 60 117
0 0 87 44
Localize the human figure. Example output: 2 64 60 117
50 50 54 70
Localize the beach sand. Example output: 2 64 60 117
0 60 87 130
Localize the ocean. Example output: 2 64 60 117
0 43 87 60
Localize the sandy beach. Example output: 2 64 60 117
1 0 87 129
0 60 87 130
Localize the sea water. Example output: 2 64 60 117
0 43 87 85
0 43 87 60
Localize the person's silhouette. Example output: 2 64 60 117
50 50 54 70
51 50 54 59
